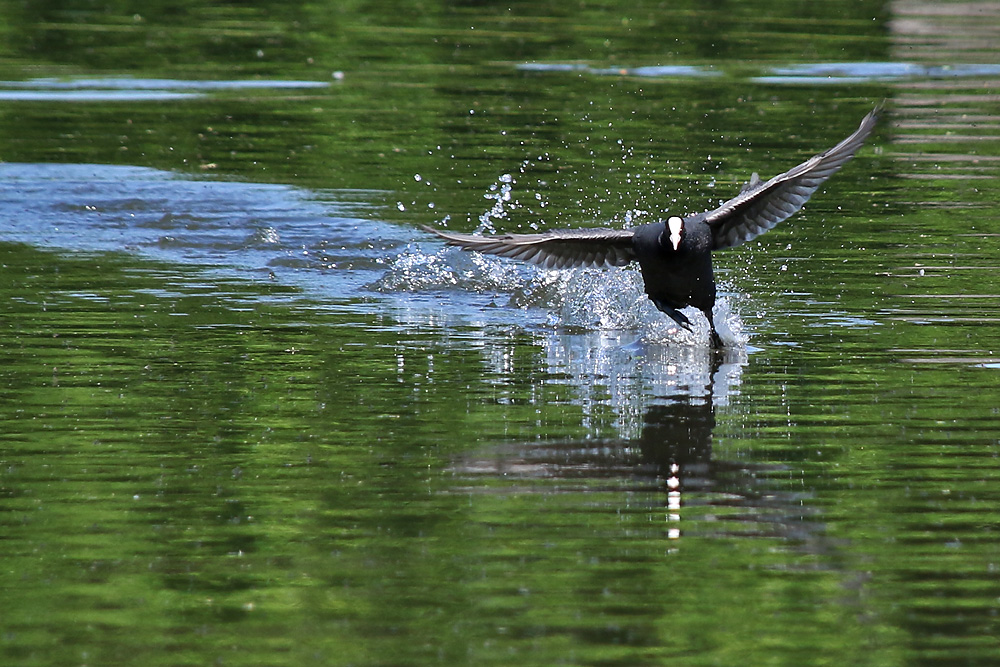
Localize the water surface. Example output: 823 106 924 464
3 1 1000 665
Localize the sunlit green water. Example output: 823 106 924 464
3 1 1000 666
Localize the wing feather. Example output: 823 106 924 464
422 225 637 269
706 105 881 250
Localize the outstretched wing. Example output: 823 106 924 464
706 105 881 250
423 225 636 270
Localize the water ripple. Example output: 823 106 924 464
0 77 329 101
517 60 1000 84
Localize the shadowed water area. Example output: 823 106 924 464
2 1 1000 665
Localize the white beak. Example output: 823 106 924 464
667 216 683 251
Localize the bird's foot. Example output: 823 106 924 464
651 299 692 329
708 328 724 349
703 308 724 349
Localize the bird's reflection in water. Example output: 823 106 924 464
637 395 715 476
454 341 822 544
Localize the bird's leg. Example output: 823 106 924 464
707 324 723 349
702 307 724 349
649 298 693 331
652 297 724 348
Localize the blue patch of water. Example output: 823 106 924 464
0 77 329 101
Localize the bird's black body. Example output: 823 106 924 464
631 215 719 345
424 106 880 347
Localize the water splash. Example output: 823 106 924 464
379 233 748 347
380 168 749 346
371 243 460 291
477 171 518 234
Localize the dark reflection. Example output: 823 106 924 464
453 347 824 543
635 395 715 474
